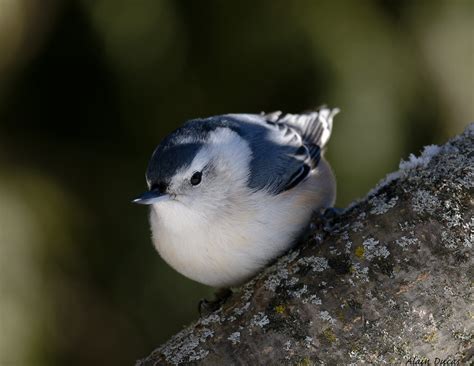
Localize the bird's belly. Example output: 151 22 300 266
151 221 264 287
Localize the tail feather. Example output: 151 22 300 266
264 107 339 148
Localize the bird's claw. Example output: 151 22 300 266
198 288 232 317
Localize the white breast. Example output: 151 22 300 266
149 158 336 288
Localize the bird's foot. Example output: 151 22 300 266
198 288 233 317
323 207 345 219
308 207 345 235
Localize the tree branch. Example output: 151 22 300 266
137 125 473 365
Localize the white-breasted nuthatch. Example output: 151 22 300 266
134 108 338 288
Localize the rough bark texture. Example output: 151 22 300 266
137 125 473 366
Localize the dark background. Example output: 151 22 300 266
0 0 472 365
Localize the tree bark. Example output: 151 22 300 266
137 125 473 366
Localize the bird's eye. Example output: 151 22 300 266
190 171 202 186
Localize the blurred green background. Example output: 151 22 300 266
0 0 472 364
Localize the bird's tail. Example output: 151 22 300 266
264 107 339 148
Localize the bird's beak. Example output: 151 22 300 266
132 190 170 205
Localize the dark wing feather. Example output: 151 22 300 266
223 110 335 194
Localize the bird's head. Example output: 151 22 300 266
133 120 252 214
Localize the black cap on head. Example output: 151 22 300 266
145 116 242 189
146 142 202 187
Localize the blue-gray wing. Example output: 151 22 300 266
224 108 338 194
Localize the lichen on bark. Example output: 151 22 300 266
137 124 473 366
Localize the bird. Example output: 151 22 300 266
134 107 338 289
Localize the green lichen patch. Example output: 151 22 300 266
294 356 312 366
320 327 337 344
274 305 286 314
354 246 365 258
423 331 438 344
